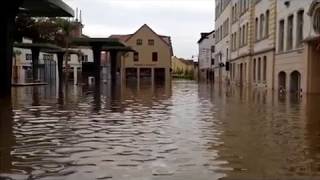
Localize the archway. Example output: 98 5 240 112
290 71 301 93
278 71 286 91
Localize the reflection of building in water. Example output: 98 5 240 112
109 24 173 84
0 100 15 173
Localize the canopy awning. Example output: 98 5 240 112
101 46 136 52
19 0 74 17
72 38 127 47
14 42 62 52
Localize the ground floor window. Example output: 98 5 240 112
290 71 301 93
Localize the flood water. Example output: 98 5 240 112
1 80 320 180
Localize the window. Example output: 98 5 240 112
266 10 270 37
43 54 53 61
258 58 261 82
234 33 236 50
260 14 265 39
136 39 142 45
263 56 267 81
134 52 139 62
279 20 285 52
26 54 32 61
253 59 256 81
152 52 158 62
211 46 215 53
82 55 88 62
287 15 294 50
246 23 249 45
242 25 245 46
239 27 242 46
255 18 259 41
211 58 215 65
148 39 154 46
296 10 304 47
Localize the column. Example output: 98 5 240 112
92 45 102 84
137 68 140 89
151 68 155 87
0 14 15 97
110 51 117 83
73 66 77 85
57 52 64 88
31 47 40 82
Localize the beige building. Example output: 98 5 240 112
110 24 173 83
214 0 320 94
171 56 196 79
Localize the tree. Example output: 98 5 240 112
15 16 78 82
15 16 76 47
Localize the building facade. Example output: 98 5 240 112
215 0 232 84
275 0 313 93
214 0 320 94
110 24 173 83
171 56 197 79
198 30 215 81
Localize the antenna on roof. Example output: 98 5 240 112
75 8 79 22
80 10 82 23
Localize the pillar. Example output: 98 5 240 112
110 50 118 83
151 68 155 87
137 68 140 86
73 66 78 85
32 47 40 82
0 14 15 97
92 46 102 84
57 52 64 88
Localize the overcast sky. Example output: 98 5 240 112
64 0 214 59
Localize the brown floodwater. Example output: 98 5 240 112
1 80 320 180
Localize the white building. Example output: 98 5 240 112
198 30 215 81
214 0 232 83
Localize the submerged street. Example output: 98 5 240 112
1 80 320 180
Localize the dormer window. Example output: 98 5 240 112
136 39 143 45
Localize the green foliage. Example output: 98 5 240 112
15 16 77 47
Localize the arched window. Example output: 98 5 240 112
278 71 287 91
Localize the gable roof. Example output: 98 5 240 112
109 24 173 56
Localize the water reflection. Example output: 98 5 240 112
1 81 320 179
0 98 15 173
